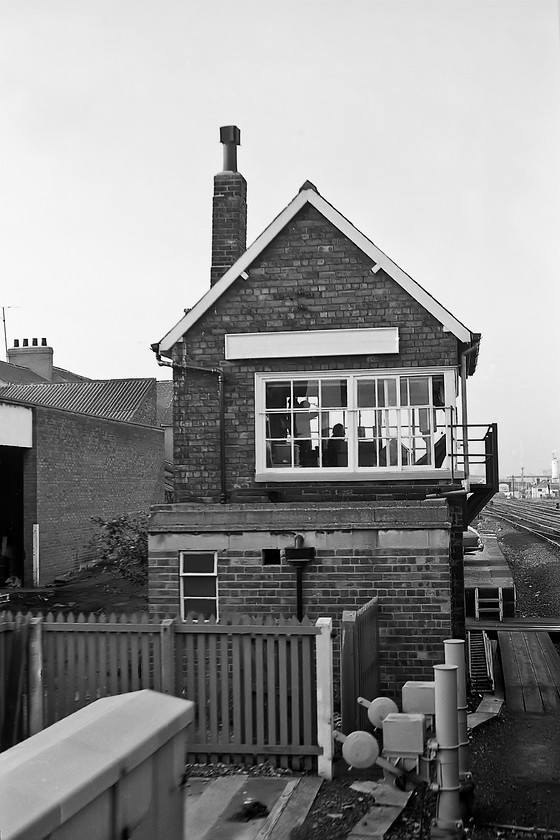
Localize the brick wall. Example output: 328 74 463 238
27 406 164 584
211 171 247 287
148 500 452 698
173 203 460 502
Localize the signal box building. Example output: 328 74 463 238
149 127 498 695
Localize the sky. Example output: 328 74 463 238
1 0 559 478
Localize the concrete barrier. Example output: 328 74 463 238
0 689 194 840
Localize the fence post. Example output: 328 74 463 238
28 617 44 735
340 609 356 734
160 618 176 694
315 617 333 781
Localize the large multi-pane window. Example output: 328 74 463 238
179 551 218 620
257 370 454 476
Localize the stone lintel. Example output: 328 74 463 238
149 500 451 534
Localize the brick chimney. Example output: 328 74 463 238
210 126 247 287
8 337 54 381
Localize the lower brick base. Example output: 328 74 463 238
149 500 457 700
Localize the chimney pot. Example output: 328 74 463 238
41 338 47 346
23 339 29 347
14 339 19 348
220 125 241 172
32 338 38 347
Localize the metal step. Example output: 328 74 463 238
468 630 495 692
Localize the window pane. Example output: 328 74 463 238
183 577 216 597
266 412 291 439
323 418 348 467
406 377 430 406
293 380 319 405
358 440 379 466
183 598 216 620
321 379 347 408
269 441 296 466
181 553 215 573
432 375 445 407
266 381 291 409
381 379 397 407
357 380 376 408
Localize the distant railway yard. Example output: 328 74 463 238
485 497 560 549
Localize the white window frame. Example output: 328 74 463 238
255 367 458 482
179 551 219 620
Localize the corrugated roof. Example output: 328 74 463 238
0 379 156 423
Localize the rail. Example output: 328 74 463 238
487 500 560 548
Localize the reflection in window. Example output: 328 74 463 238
262 373 449 472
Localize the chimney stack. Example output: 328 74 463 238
8 338 54 381
210 125 247 287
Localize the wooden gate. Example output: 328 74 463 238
340 597 379 733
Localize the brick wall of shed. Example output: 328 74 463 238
172 203 460 502
28 407 164 584
149 501 453 699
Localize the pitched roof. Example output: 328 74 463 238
0 379 156 423
155 183 475 357
0 360 90 385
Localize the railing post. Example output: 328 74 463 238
28 617 43 735
315 617 333 781
160 618 176 695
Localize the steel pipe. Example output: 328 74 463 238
444 639 470 779
431 664 463 838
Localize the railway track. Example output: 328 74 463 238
485 499 560 548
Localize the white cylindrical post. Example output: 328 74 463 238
315 617 334 781
443 639 470 779
432 664 463 838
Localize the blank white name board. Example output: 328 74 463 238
225 327 399 360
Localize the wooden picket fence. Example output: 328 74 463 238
0 611 333 773
340 597 379 734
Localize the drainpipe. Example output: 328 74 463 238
153 348 228 504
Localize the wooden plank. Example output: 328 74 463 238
139 615 151 690
340 610 357 734
86 614 97 703
530 633 560 711
266 631 277 764
255 635 265 764
75 614 87 709
65 615 77 717
97 614 108 699
232 631 242 763
497 631 524 712
129 615 140 692
290 637 300 759
107 615 119 695
301 634 314 771
278 632 288 769
257 777 322 840
516 633 543 712
196 632 207 751
242 629 253 757
118 614 130 694
208 633 219 763
219 634 229 751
